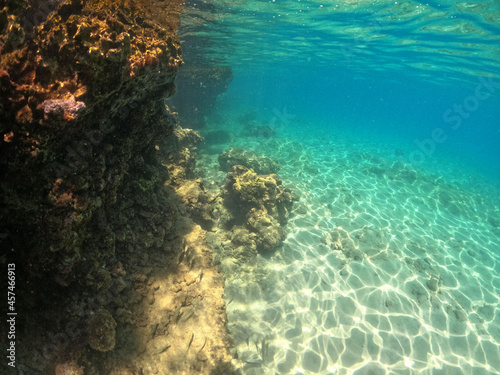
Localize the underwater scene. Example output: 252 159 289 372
0 0 500 374
176 0 500 374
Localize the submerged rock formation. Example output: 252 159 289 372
0 0 234 373
160 127 216 230
214 165 297 258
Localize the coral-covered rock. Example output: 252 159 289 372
0 0 183 277
218 147 280 175
220 166 297 252
39 96 86 120
160 126 204 184
247 207 284 251
174 178 215 230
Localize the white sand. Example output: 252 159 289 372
200 121 500 375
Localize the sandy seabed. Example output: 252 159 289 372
199 118 500 375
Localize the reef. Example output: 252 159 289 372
219 147 280 175
0 0 234 373
162 126 205 183
212 166 298 260
160 127 216 230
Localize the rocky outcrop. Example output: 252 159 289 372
1 0 182 281
219 147 280 175
215 166 297 256
162 126 204 184
160 127 216 230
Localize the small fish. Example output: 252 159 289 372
199 270 204 282
261 337 270 361
198 337 207 353
174 307 183 322
185 248 193 263
183 310 195 322
151 323 159 338
156 343 170 354
186 333 194 352
245 358 263 365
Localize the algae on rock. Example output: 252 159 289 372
217 165 298 254
87 309 117 352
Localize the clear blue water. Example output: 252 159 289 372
177 1 500 373
223 69 500 184
180 0 500 186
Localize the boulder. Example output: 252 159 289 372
219 166 297 252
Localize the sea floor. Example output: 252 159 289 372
196 112 500 375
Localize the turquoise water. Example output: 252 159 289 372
178 0 500 373
179 0 500 183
